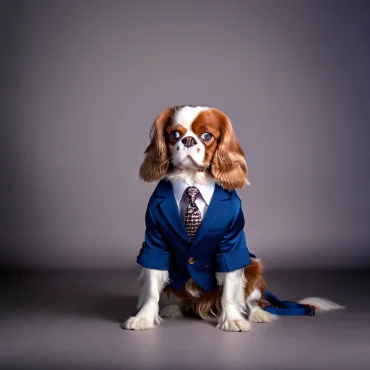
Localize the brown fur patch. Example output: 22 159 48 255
139 107 176 182
208 109 248 190
193 108 248 190
165 282 222 319
165 124 187 145
192 110 220 167
244 259 267 308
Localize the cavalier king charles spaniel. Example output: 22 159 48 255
122 105 344 331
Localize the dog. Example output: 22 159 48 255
122 105 344 331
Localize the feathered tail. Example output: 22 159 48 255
298 297 346 311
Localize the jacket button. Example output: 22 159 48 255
188 257 195 265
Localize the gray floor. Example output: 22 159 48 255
1 269 369 370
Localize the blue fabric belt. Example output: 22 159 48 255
262 290 315 316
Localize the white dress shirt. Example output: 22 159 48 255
171 180 216 222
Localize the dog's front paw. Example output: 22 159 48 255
160 304 183 318
249 308 277 323
121 314 162 330
217 317 251 332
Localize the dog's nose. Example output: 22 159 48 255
181 136 197 148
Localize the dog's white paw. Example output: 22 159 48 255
160 304 183 317
249 308 278 323
217 317 251 332
122 315 162 330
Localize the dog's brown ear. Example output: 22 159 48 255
139 108 173 182
210 109 249 190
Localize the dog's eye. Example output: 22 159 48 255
200 132 212 142
170 131 181 140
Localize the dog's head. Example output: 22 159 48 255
139 105 249 190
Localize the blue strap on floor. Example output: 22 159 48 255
262 290 315 316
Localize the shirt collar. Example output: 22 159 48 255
172 179 215 206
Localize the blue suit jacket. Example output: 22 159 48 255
137 179 252 292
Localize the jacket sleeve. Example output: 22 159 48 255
136 198 171 270
214 197 252 272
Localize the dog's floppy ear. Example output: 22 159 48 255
210 109 249 190
139 107 173 182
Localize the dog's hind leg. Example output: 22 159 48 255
246 288 277 323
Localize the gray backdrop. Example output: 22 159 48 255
1 0 370 271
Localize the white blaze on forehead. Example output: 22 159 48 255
174 106 209 131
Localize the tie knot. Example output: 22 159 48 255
185 186 200 203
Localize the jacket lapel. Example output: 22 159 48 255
190 184 231 246
155 179 191 244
